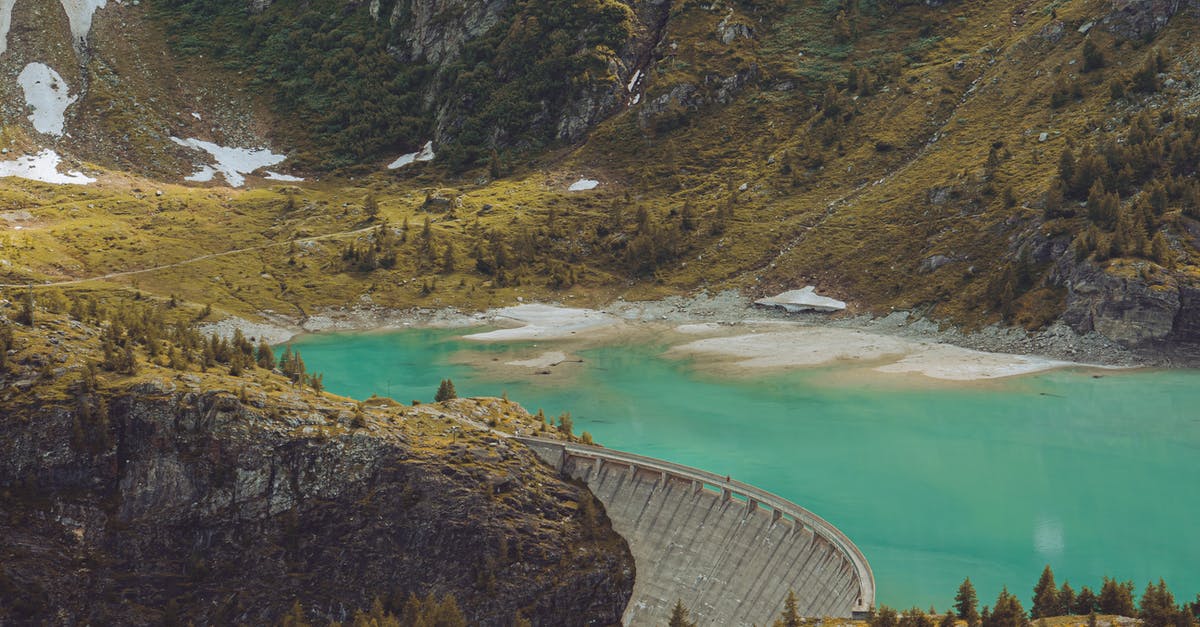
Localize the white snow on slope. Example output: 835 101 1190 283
171 137 286 187
59 0 107 47
18 63 77 136
627 69 642 92
264 171 304 182
388 140 434 169
568 178 599 191
0 0 16 56
0 150 95 185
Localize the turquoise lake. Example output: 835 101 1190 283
288 328 1200 611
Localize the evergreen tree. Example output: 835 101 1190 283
956 578 982 626
1032 565 1060 618
281 600 311 627
435 378 457 402
901 607 935 627
670 599 698 627
873 606 900 627
1059 582 1077 616
985 587 1028 627
1140 579 1177 627
941 612 959 627
364 195 380 220
557 411 574 437
773 590 802 627
256 339 275 370
1099 577 1136 617
1075 587 1099 615
14 287 35 326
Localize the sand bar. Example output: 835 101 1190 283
670 327 1080 381
464 304 622 341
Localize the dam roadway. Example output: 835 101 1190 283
515 437 875 626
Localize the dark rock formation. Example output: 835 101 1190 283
0 384 632 625
1052 256 1200 350
1104 0 1184 38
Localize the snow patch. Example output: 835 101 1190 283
191 112 201 120
0 150 95 185
264 171 305 182
754 286 846 313
0 0 16 56
171 137 287 187
567 178 599 191
387 140 435 169
627 69 642 92
59 0 107 46
18 63 77 137
631 92 641 105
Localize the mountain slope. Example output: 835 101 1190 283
3 0 1200 354
0 294 632 625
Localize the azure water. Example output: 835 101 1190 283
289 328 1200 611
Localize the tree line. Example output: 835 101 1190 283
667 566 1199 627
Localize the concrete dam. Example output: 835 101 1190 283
516 437 875 626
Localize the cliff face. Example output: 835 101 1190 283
0 382 632 625
1052 256 1200 352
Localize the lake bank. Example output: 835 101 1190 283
204 290 1144 383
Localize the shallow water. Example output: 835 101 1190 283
289 328 1200 611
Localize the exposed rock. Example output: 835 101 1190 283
716 12 752 44
920 254 955 273
1052 256 1200 348
0 383 633 625
1103 0 1183 39
637 65 758 129
388 0 510 65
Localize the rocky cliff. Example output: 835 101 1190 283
0 313 632 625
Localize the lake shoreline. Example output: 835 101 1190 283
202 290 1150 381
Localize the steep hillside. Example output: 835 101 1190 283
3 0 1200 355
0 293 632 625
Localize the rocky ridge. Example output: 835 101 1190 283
0 310 633 625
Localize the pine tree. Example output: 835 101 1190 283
1059 582 1077 616
985 587 1028 627
670 599 698 627
901 607 935 627
1032 565 1060 618
873 606 900 627
256 339 275 370
1150 231 1171 265
957 578 982 626
774 590 802 627
1075 587 1099 615
941 612 958 627
1140 579 1177 627
281 600 311 627
1099 577 1136 617
435 378 457 402
557 412 574 437
364 194 380 220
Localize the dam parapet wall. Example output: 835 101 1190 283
515 437 875 626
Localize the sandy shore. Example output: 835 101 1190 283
668 327 1079 381
462 304 623 341
202 290 1141 383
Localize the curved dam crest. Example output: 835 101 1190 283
516 437 875 626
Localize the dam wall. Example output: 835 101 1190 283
515 437 875 627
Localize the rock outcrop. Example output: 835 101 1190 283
0 381 633 625
1104 0 1186 38
386 0 511 65
1053 256 1200 350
